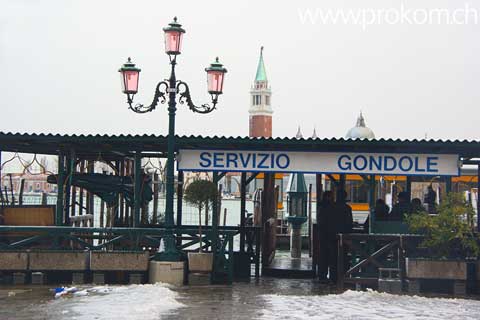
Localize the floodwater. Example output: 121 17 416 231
2 279 480 320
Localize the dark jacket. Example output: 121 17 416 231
389 202 412 221
326 202 353 242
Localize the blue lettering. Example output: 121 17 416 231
239 153 251 168
369 156 382 171
427 156 439 172
271 154 275 168
414 157 425 172
338 155 351 170
226 153 238 168
213 153 225 168
199 152 212 168
384 156 396 171
276 154 290 169
399 156 413 172
258 153 269 169
353 155 368 171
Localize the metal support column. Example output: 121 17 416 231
211 172 220 283
316 173 326 279
338 174 346 202
64 149 75 226
240 172 247 253
56 151 65 226
0 151 3 205
446 176 452 194
477 164 480 232
368 175 376 234
133 151 142 227
87 161 94 215
406 176 412 201
176 170 184 246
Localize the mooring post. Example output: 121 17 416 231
337 233 344 290
133 151 142 227
56 150 65 226
18 179 24 205
240 172 247 253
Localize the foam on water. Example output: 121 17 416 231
46 284 183 320
260 289 480 320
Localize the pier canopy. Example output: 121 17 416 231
1 132 480 163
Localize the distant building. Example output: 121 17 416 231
345 112 375 139
249 47 273 138
1 173 56 194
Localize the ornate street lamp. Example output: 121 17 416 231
286 173 308 259
118 17 227 261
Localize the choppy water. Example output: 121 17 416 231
2 279 480 320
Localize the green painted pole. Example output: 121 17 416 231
477 164 480 232
155 60 182 261
0 151 3 204
176 170 184 247
445 176 452 193
406 176 412 201
134 151 142 227
240 172 247 253
211 172 220 283
368 175 375 234
56 151 65 226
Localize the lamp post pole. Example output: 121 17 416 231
118 17 227 261
163 60 179 260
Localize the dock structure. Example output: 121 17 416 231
1 132 480 288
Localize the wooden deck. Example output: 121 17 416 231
263 257 315 278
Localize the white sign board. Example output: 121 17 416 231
177 149 460 176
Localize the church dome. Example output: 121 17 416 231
345 112 375 139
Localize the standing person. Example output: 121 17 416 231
317 191 335 282
336 190 353 234
325 190 353 283
334 190 353 282
424 184 437 214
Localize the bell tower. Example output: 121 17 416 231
249 47 273 137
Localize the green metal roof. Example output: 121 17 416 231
1 132 480 161
255 47 267 82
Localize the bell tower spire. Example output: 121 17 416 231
249 46 273 137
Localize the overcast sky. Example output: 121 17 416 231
1 0 479 140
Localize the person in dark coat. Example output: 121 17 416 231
325 190 353 283
411 198 426 214
363 199 390 232
424 184 437 214
390 191 412 221
317 191 335 281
